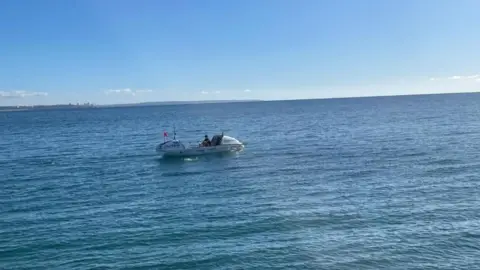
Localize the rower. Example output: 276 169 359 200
201 135 211 147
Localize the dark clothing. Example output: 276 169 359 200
202 138 211 146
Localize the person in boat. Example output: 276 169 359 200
201 135 211 147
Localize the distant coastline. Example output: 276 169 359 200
0 99 262 112
2 91 480 112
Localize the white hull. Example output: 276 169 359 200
159 144 244 157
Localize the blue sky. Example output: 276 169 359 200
1 0 480 105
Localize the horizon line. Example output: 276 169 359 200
1 91 480 109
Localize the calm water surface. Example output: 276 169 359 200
1 94 480 269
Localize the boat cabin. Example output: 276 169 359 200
210 134 224 146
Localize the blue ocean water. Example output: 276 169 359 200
1 93 480 269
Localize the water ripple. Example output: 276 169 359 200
1 96 480 269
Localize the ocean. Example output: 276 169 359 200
1 93 479 269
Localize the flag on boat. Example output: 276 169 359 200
163 131 168 137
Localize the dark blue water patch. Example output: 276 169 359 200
3 156 60 167
421 164 479 177
161 171 207 177
336 168 382 179
396 150 429 158
423 158 463 166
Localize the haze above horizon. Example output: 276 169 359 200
1 0 480 106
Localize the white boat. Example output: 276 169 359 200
156 131 245 158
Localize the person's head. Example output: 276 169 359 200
205 135 208 139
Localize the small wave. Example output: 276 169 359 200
462 232 480 239
424 158 462 166
161 171 206 177
397 151 428 158
422 164 477 177
342 169 381 178
160 164 263 177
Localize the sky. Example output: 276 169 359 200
1 0 480 106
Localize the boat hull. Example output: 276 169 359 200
158 144 244 158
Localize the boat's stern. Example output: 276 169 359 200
220 135 244 152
